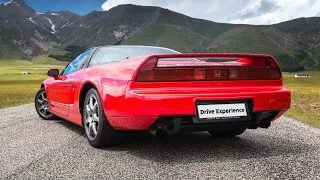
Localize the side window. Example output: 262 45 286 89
61 49 93 75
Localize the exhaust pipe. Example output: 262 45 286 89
148 125 167 136
259 122 271 128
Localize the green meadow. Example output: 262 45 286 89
282 72 320 128
0 59 319 128
0 58 66 108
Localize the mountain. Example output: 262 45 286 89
0 0 320 71
36 11 81 32
0 0 80 59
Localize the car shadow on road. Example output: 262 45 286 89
108 130 313 164
53 119 313 164
53 119 86 137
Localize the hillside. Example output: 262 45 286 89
0 1 320 71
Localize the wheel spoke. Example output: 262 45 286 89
92 122 98 135
93 102 98 111
86 104 91 113
92 114 99 122
43 108 47 115
41 93 45 100
88 122 97 135
88 123 93 133
38 105 44 110
37 99 43 104
89 96 94 110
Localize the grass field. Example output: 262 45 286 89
0 60 66 108
282 72 320 128
0 60 319 128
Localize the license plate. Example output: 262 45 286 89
197 103 248 120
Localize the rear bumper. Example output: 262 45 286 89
107 82 291 130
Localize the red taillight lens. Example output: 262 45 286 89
269 58 278 68
228 68 281 80
194 69 205 80
237 58 266 67
136 69 195 82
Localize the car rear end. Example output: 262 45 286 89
107 53 291 134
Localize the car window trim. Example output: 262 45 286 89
85 47 99 68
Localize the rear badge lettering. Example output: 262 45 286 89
200 108 245 115
197 103 248 119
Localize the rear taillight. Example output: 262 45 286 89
135 56 282 82
227 68 281 80
269 58 279 68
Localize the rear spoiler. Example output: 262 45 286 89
148 53 274 59
146 53 279 68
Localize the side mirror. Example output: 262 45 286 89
47 69 59 77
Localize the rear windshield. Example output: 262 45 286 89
89 46 180 67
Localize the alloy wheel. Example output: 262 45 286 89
36 91 52 117
84 94 100 140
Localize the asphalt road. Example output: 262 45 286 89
0 104 320 180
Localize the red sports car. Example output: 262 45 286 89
35 45 291 148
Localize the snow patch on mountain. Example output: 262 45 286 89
27 17 37 25
61 22 70 29
51 13 59 16
1 0 20 6
1 0 14 6
44 17 56 33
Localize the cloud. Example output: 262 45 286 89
231 0 280 20
101 0 320 25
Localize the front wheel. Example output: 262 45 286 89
208 128 246 137
83 88 121 148
35 88 57 120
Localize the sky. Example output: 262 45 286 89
0 0 319 24
101 0 320 25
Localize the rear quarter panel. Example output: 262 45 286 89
82 56 147 116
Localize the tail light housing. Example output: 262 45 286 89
135 55 282 82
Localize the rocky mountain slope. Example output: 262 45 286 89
1 0 320 71
0 0 80 59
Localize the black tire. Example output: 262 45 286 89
35 88 57 120
208 128 246 137
83 88 121 148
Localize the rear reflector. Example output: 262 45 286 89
135 55 282 82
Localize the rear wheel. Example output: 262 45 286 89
208 128 246 137
83 88 121 148
35 88 57 120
